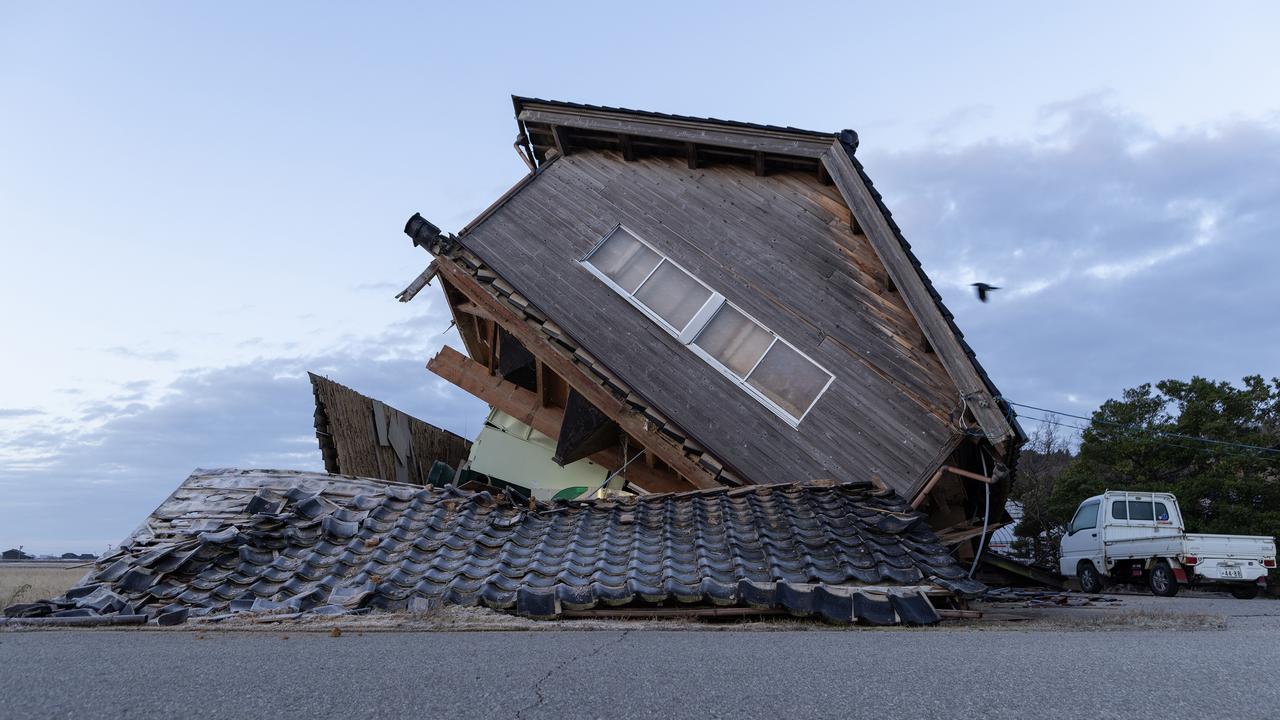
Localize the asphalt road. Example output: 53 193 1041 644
3 599 1278 720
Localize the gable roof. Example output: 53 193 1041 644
511 97 1024 455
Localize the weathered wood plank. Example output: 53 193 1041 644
519 108 832 159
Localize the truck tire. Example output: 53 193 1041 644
1230 585 1259 600
1078 562 1105 594
1149 561 1179 597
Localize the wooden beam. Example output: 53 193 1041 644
486 320 497 375
455 301 496 322
427 346 694 493
535 360 546 407
822 142 1016 452
618 133 635 161
553 388 619 466
911 466 946 509
395 261 437 303
936 521 1011 546
430 258 725 490
440 278 487 361
518 108 832 159
816 161 832 186
912 464 996 509
941 464 995 484
936 609 982 620
753 151 766 177
685 142 699 169
550 124 570 157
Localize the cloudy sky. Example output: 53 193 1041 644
2 3 1277 553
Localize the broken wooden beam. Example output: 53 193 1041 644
553 388 620 466
431 257 725 490
427 346 695 493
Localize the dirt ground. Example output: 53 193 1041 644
0 562 86 608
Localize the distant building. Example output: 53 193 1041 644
2 548 32 560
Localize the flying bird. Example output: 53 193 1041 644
971 282 1000 302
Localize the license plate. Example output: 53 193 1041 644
1221 568 1243 579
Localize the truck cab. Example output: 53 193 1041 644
1061 491 1276 597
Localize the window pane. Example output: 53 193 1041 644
634 260 712 332
1128 501 1155 521
1111 501 1127 520
694 305 774 378
1075 502 1099 531
746 342 831 419
1155 502 1170 522
587 228 661 293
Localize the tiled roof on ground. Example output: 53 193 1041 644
5 469 983 626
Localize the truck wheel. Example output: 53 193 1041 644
1078 562 1105 594
1149 561 1179 597
1229 585 1259 600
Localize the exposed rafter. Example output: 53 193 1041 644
429 255 725 490
427 346 695 493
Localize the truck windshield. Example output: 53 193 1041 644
1072 502 1099 533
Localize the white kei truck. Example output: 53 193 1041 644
1060 491 1276 598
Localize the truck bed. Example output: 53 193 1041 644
1184 533 1276 560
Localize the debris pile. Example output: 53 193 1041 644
5 469 983 627
983 587 1122 608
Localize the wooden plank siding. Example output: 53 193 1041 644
310 373 472 485
454 150 965 496
820 142 1017 453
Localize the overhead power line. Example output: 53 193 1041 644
1000 398 1280 457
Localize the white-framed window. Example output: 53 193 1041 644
581 225 834 427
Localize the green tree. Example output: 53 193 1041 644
1049 375 1280 542
1009 417 1073 566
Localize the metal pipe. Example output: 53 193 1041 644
968 450 992 577
514 133 535 171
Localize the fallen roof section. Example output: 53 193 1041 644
5 469 982 627
310 373 471 486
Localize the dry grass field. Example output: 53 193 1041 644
1 562 88 607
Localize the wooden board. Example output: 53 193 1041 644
310 373 471 485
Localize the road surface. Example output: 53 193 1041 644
2 596 1278 719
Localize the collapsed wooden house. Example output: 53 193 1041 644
1 99 1031 628
400 98 1025 548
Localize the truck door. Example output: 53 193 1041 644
1060 500 1103 576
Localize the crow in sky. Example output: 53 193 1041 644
971 282 1000 302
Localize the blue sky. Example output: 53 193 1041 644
2 2 1278 553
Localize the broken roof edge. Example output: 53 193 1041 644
513 95 858 165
